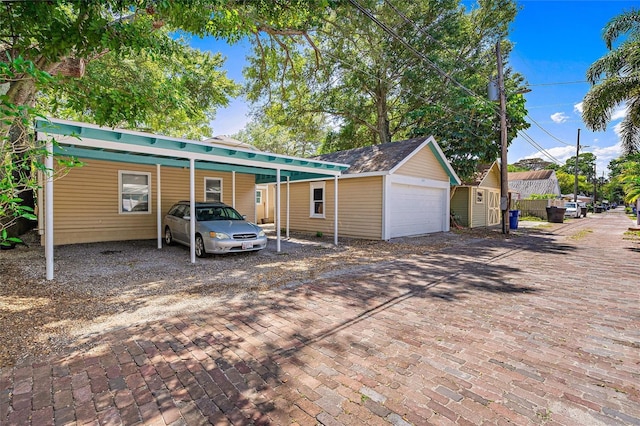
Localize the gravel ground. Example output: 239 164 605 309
0 225 530 369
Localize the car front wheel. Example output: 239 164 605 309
195 234 207 258
165 227 174 246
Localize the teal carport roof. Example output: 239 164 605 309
35 119 349 183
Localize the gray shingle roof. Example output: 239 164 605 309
313 137 428 175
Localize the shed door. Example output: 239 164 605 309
487 190 500 226
389 183 445 238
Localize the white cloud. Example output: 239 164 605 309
573 102 583 114
550 112 569 123
518 142 622 176
611 105 627 121
613 121 623 137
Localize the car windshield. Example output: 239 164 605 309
195 206 244 221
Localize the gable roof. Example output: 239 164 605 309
314 136 461 185
461 161 500 187
508 170 561 198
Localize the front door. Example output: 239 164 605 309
256 190 265 223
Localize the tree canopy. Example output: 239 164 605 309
242 0 530 180
582 8 640 154
0 0 334 245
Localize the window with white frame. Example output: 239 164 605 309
204 177 223 202
476 189 484 204
119 171 151 213
310 181 325 218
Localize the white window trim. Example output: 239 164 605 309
476 189 484 204
118 170 152 214
204 177 223 202
310 181 326 219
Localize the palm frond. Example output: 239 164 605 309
603 8 640 49
582 75 640 131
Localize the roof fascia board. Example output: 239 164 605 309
37 119 348 175
41 131 343 177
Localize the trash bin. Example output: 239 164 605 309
509 209 520 230
546 206 566 223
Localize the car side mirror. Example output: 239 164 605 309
242 215 247 219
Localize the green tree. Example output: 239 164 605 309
512 157 554 171
607 153 640 203
40 43 239 139
556 171 591 196
582 8 640 154
620 161 640 203
1 0 334 245
243 0 529 181
559 152 596 183
234 118 324 157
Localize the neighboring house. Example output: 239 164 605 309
508 170 561 199
35 118 349 279
451 161 501 228
276 136 461 240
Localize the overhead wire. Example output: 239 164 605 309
348 0 571 161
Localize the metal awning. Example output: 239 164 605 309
36 118 349 182
35 118 349 280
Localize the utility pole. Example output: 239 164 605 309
574 129 580 203
496 41 509 234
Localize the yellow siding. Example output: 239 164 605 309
45 159 256 245
481 165 501 189
281 176 383 239
395 146 449 181
471 188 488 228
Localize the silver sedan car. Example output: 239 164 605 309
163 201 267 257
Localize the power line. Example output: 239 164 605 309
526 114 573 146
348 0 566 163
529 80 589 87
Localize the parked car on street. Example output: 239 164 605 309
163 201 267 257
564 201 586 218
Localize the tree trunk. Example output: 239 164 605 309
375 79 391 145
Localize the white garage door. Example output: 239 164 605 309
389 183 445 238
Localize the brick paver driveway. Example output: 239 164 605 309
2 209 639 425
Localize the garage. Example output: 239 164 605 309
389 182 446 238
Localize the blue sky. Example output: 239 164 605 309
200 1 636 176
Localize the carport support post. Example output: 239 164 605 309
334 176 339 246
45 137 54 280
276 168 281 252
189 158 196 263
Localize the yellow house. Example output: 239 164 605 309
35 118 349 279
277 136 461 240
450 161 501 228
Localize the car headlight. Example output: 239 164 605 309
210 232 231 240
258 230 266 237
